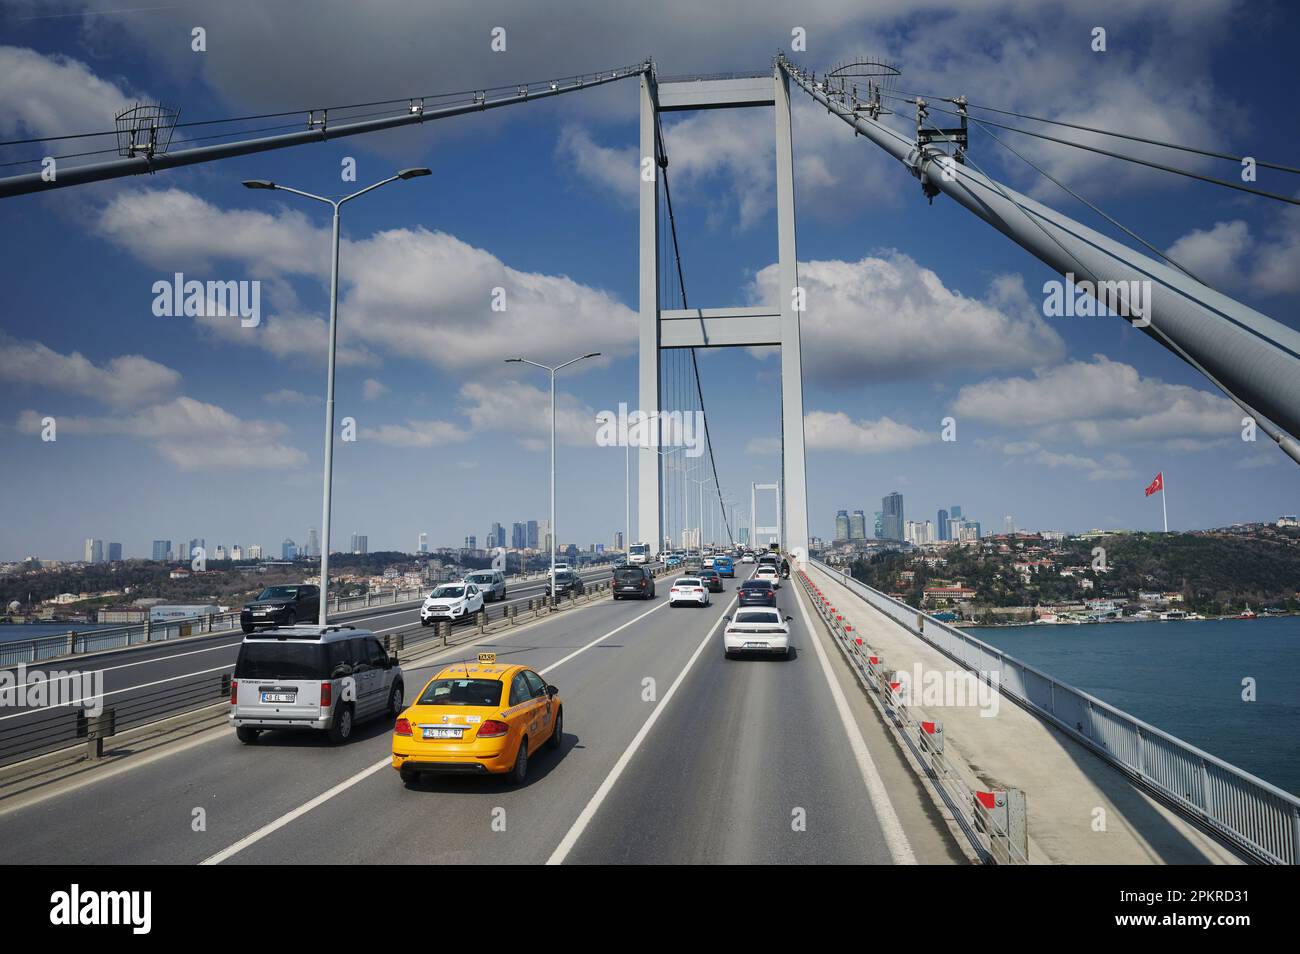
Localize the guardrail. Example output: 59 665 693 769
0 569 577 667
797 569 1026 863
810 558 1300 865
0 567 623 770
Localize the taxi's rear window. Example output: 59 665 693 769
418 678 503 707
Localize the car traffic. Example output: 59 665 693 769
723 608 793 659
668 576 711 607
421 581 485 626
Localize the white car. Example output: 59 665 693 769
668 577 711 608
723 608 792 659
753 564 781 588
420 582 485 626
741 554 755 564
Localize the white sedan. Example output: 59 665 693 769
753 564 781 588
723 608 792 658
668 577 711 607
740 554 755 564
420 582 485 626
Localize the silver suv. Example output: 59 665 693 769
463 569 506 602
230 625 404 745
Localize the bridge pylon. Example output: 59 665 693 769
637 65 810 558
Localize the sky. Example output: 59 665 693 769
0 0 1297 560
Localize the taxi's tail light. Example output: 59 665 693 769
478 720 510 738
229 679 238 705
394 717 412 736
320 681 332 708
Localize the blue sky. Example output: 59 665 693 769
1 0 1297 560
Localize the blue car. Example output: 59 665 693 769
665 554 683 568
713 555 735 577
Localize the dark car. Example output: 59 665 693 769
545 570 585 598
737 579 777 607
698 568 724 593
240 584 320 633
612 564 656 600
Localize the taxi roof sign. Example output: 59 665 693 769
477 652 497 664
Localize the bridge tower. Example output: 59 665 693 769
638 65 810 559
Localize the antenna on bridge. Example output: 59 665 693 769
114 103 179 161
828 57 901 121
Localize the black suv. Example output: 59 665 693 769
612 564 656 600
240 584 320 633
545 570 585 598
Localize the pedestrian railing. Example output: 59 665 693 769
811 558 1300 865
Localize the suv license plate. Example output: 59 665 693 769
261 692 295 703
423 727 465 740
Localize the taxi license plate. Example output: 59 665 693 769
423 726 465 740
261 692 295 703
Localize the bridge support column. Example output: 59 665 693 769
774 66 809 560
637 72 663 556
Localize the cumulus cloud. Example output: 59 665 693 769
359 419 469 447
263 388 319 406
1166 206 1300 295
744 252 1064 383
747 410 933 454
0 335 180 408
995 440 1136 482
15 397 306 470
93 190 636 373
459 380 598 449
952 355 1241 447
361 378 388 401
0 45 144 141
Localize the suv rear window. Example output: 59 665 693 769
236 642 327 680
615 567 645 581
418 678 503 707
741 580 774 590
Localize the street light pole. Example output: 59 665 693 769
243 168 430 628
506 352 601 598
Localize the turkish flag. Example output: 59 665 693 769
1145 472 1164 497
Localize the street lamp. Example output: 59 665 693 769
505 352 601 595
243 168 431 627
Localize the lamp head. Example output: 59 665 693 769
241 179 276 190
397 167 432 180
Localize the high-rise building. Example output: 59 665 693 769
937 509 949 541
834 510 850 542
282 538 298 560
151 540 171 562
107 542 122 561
418 532 428 554
231 544 243 561
850 510 867 541
511 522 527 549
488 522 505 550
873 511 883 539
248 544 263 559
950 505 963 521
881 492 904 541
84 538 103 563
306 528 320 558
527 520 539 550
188 538 204 561
613 530 624 550
464 535 477 551
350 533 368 555
1003 514 1015 534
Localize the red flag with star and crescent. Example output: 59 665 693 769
1144 472 1164 497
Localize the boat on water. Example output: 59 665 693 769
1234 605 1258 620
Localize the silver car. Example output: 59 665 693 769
230 625 404 745
463 569 506 602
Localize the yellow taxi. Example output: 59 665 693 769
392 653 562 785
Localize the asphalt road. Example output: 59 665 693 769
0 568 964 864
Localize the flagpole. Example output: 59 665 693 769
1162 473 1168 533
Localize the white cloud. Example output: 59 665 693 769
952 355 1241 447
1166 206 1300 295
556 125 636 206
93 191 636 373
263 388 319 406
997 440 1136 482
745 252 1064 383
0 45 145 141
459 380 598 449
361 378 388 401
747 410 933 454
359 419 469 447
15 396 306 471
0 335 179 408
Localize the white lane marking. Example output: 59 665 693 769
200 759 390 865
545 596 735 865
792 577 917 864
199 592 658 866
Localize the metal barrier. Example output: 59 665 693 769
810 558 1300 865
0 567 618 770
796 569 1027 864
